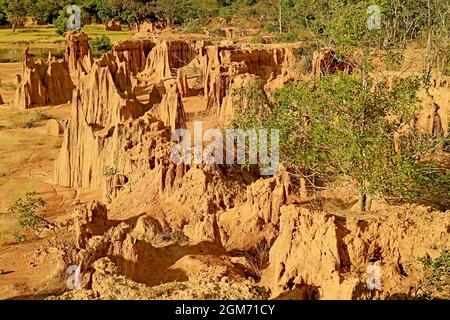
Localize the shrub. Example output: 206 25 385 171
250 35 263 44
91 35 113 52
103 166 118 177
442 58 450 76
3 111 50 129
54 9 68 36
234 240 270 280
13 231 26 244
274 32 300 43
421 251 450 299
233 74 449 211
90 35 113 58
153 230 189 245
383 50 404 71
8 192 54 240
183 23 203 34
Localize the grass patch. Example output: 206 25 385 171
82 25 133 44
0 82 17 91
0 25 134 63
420 251 450 299
274 32 300 43
0 25 64 45
1 111 50 129
0 24 133 47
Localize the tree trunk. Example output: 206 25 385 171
366 193 373 212
358 189 373 212
358 189 367 212
12 22 16 33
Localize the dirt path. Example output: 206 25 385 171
0 99 79 298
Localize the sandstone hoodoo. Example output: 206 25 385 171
1 1 449 303
14 47 74 109
46 119 65 136
13 31 94 110
311 49 354 78
53 34 307 190
65 30 93 74
105 20 122 32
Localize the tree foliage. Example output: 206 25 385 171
54 9 69 36
27 0 61 22
8 192 54 239
233 74 449 211
155 0 204 25
4 0 28 32
91 35 113 52
421 251 450 299
0 0 8 25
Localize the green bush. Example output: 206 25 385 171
103 166 118 177
183 20 204 34
233 74 449 211
8 192 54 240
14 231 26 244
274 32 300 43
54 9 68 36
250 35 263 44
421 251 450 299
90 35 113 56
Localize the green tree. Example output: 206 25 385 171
155 0 199 25
91 35 113 57
54 8 69 36
0 0 8 25
83 0 115 22
233 74 449 211
108 0 156 28
5 0 28 32
8 192 55 239
26 0 62 22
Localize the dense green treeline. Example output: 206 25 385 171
0 0 218 28
1 0 447 59
1 0 448 46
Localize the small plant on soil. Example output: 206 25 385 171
8 191 54 241
235 239 271 280
420 251 450 299
13 231 26 244
91 35 113 57
154 230 189 245
103 166 118 177
3 111 50 129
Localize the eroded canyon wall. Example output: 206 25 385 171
43 33 449 300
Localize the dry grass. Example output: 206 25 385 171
0 24 133 47
0 109 61 243
0 82 17 91
0 111 50 129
